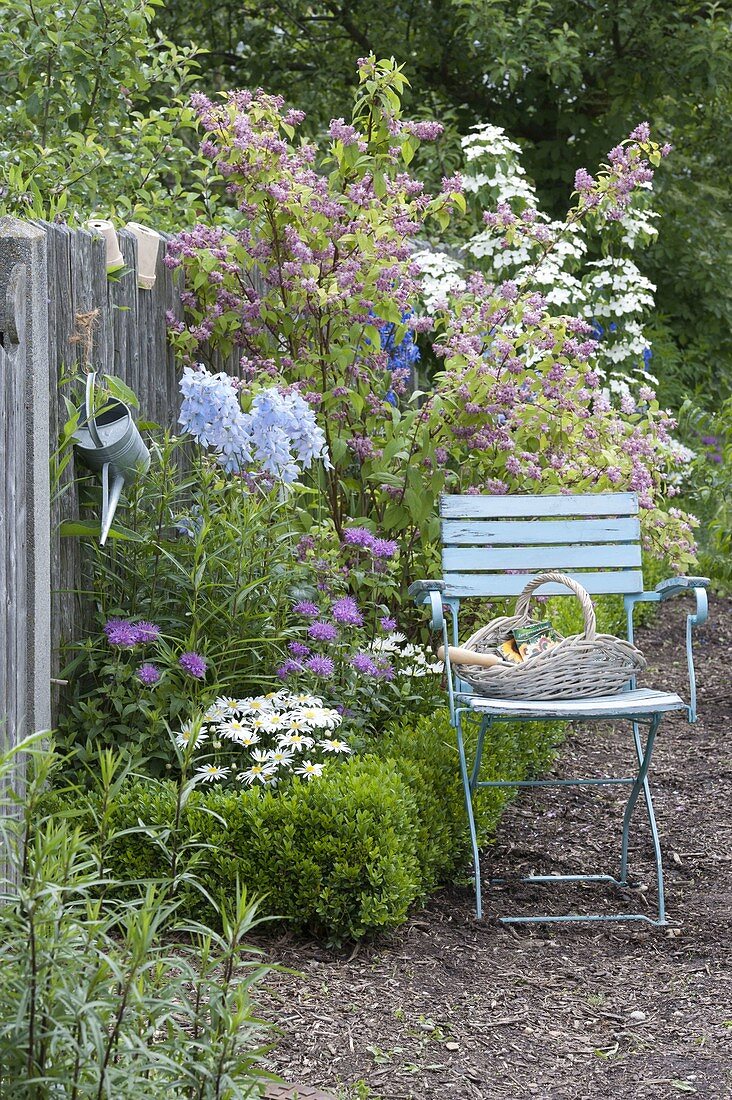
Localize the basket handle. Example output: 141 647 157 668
513 571 596 642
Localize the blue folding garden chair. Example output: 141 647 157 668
409 492 709 926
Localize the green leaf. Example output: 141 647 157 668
104 374 140 409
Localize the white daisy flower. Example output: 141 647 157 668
239 761 275 786
295 707 341 730
278 732 315 751
176 723 207 749
214 696 240 712
319 739 352 754
279 714 314 734
250 748 271 765
258 770 280 788
266 747 296 767
238 730 261 748
219 718 250 741
258 711 286 732
250 714 274 733
264 690 289 703
204 702 230 721
287 692 323 707
240 697 274 715
295 760 324 780
194 764 229 783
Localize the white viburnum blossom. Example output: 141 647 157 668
412 248 466 313
416 118 665 392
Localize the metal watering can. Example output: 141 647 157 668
74 371 150 545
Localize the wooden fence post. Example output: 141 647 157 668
0 217 52 774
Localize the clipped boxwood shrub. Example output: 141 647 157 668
45 710 562 944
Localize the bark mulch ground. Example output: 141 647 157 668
255 596 732 1100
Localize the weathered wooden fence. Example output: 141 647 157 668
0 214 227 758
43 219 186 698
0 220 51 802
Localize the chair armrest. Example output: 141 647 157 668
625 577 709 722
408 580 446 633
655 576 710 601
407 580 446 595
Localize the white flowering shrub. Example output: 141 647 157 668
414 122 662 391
181 691 352 788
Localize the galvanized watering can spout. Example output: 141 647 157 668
74 371 150 545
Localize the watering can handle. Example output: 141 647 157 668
85 371 104 449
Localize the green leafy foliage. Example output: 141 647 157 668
0 0 210 224
57 435 297 772
45 710 563 944
676 397 732 592
0 737 272 1097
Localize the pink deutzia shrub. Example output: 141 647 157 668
167 56 697 576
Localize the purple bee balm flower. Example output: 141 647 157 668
331 597 363 626
370 538 398 560
105 621 140 648
293 600 320 618
179 652 207 679
307 621 339 642
342 527 375 550
351 653 379 676
375 662 395 681
136 663 161 686
380 616 397 632
276 659 301 679
288 641 311 658
135 621 161 643
305 655 335 678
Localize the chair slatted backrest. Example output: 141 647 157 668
440 493 643 598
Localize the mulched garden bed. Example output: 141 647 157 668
254 595 732 1100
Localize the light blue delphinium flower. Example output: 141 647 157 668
179 367 330 482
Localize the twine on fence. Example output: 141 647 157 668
69 308 99 366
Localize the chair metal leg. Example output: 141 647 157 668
469 715 490 791
457 708 669 927
618 717 667 923
456 712 483 918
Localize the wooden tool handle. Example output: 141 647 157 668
437 645 505 669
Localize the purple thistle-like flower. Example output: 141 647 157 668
276 659 302 679
331 597 364 626
305 654 335 678
135 621 161 643
370 538 398 560
293 600 320 618
342 527 375 549
288 641 311 658
105 621 140 648
307 621 339 642
351 652 379 676
179 652 207 679
380 616 397 632
136 663 161 685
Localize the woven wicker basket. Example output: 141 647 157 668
453 571 646 700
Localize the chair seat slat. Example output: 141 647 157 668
443 543 642 572
463 688 685 719
442 516 641 546
443 570 644 597
440 492 638 520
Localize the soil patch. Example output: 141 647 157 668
254 596 732 1099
